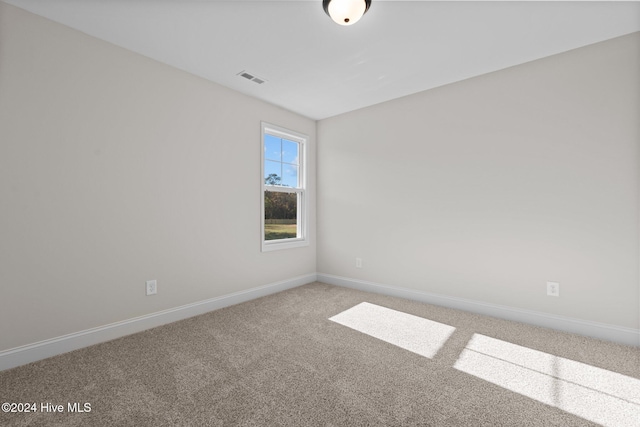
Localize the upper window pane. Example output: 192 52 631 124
264 160 282 185
281 139 299 165
264 134 301 188
282 164 299 187
264 134 282 162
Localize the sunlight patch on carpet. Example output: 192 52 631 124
329 302 456 359
454 333 640 427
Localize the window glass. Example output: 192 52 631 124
264 134 282 162
282 164 299 187
281 139 299 165
264 192 298 241
264 161 282 185
261 122 307 251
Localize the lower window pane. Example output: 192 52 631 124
264 191 297 240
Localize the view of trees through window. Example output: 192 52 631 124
264 190 297 240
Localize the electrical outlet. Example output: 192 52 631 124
355 257 363 268
146 279 157 296
547 281 559 297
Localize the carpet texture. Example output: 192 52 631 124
1 282 638 426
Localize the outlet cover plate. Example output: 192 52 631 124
146 280 157 296
547 281 559 297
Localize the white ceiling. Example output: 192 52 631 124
4 0 640 120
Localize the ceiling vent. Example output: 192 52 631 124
237 71 267 84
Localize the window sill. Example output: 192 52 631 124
262 238 309 252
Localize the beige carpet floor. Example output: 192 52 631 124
1 282 638 426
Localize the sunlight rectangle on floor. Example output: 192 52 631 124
454 333 640 427
329 302 455 359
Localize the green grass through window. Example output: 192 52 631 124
265 224 297 240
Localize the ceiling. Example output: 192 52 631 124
4 0 640 120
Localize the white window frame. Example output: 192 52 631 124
261 122 308 252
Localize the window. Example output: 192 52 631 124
261 122 308 251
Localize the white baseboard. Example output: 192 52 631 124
317 273 640 348
3 272 636 372
0 273 317 372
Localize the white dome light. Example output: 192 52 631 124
323 0 372 26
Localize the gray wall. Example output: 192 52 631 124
0 3 316 351
1 1 638 354
318 33 639 329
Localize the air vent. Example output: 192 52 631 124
237 70 267 85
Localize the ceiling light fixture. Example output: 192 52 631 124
323 0 371 26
